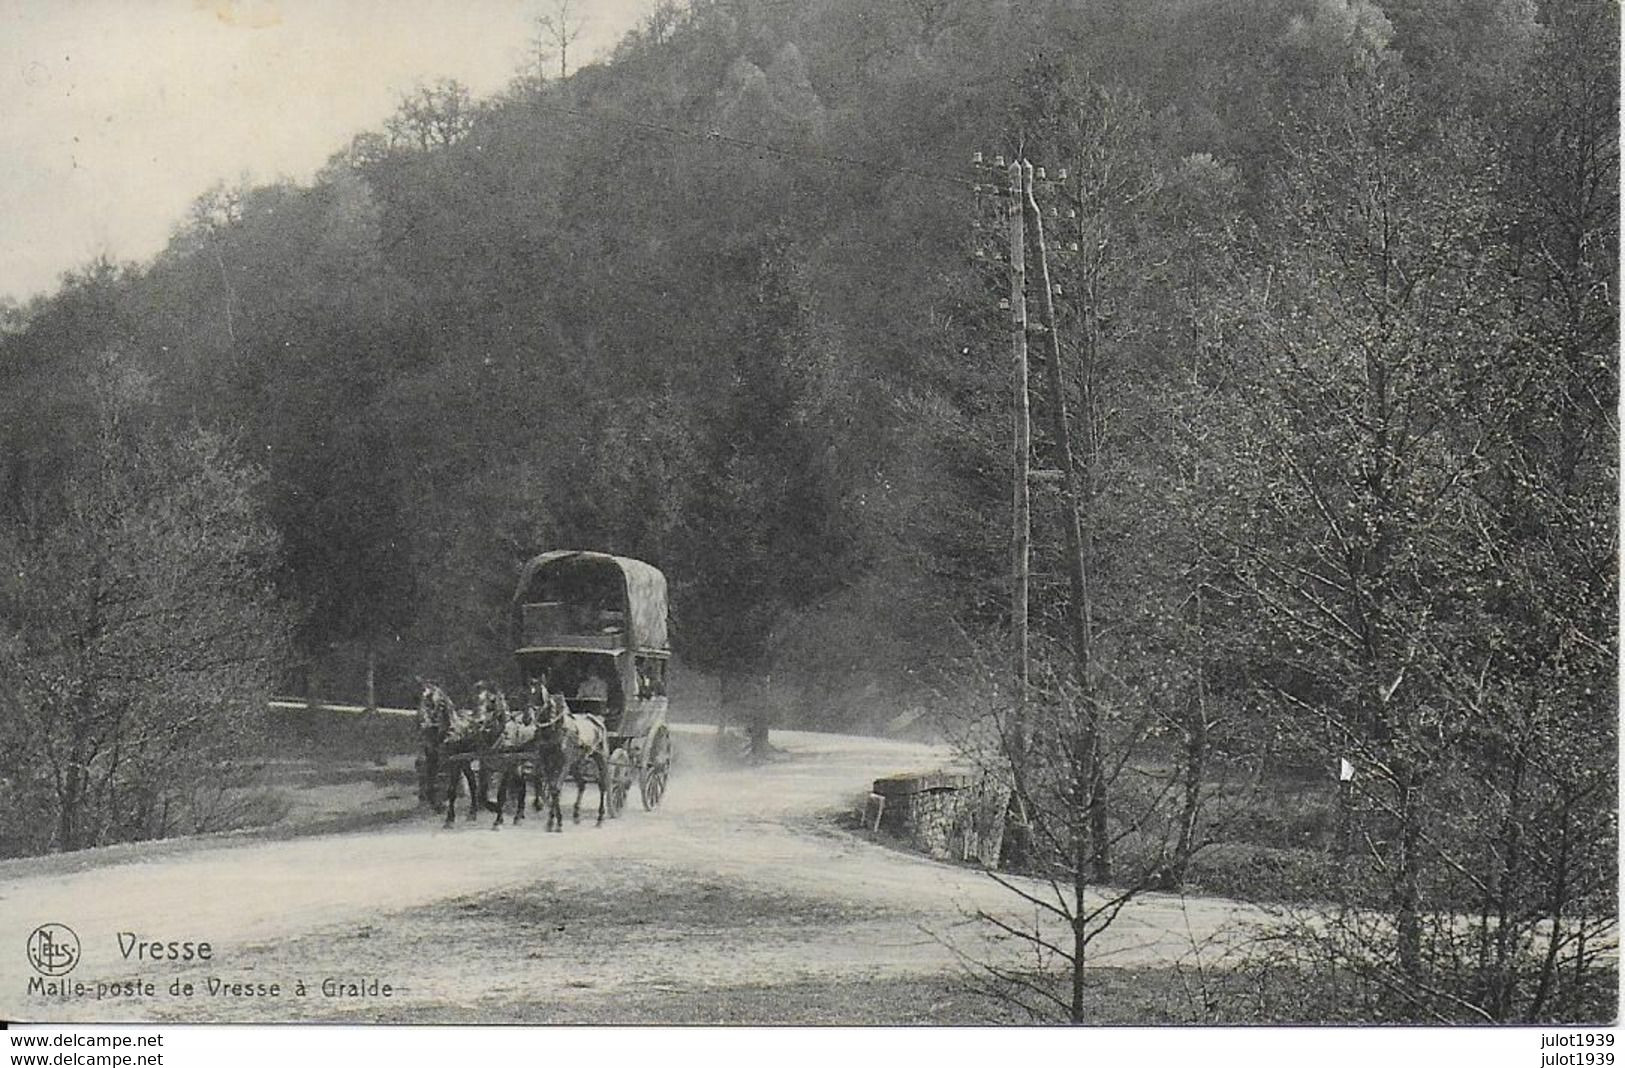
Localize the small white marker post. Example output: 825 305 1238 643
1335 756 1355 880
864 793 886 833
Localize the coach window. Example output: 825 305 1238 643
636 657 666 698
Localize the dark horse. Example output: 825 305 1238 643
418 681 503 826
489 687 540 828
512 676 608 831
416 680 455 811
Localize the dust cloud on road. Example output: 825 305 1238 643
1 725 1266 1022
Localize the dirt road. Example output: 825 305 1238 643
0 726 1269 1023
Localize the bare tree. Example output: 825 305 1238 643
535 0 586 81
1207 46 1617 1021
0 357 290 855
178 181 250 349
642 0 682 46
386 79 475 150
940 642 1218 1023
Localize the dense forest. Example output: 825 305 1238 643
0 0 1615 1021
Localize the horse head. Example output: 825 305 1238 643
474 680 509 718
467 681 508 745
417 680 454 734
524 676 565 727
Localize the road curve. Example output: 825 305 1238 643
0 725 1269 1022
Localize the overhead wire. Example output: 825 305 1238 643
525 101 980 191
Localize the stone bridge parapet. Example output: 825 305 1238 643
869 769 1009 868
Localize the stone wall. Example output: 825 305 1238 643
871 769 1010 868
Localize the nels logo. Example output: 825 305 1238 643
26 923 80 977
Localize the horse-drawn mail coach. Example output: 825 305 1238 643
511 550 673 816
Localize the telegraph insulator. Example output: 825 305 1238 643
1057 168 1069 181
1068 242 1080 252
1066 208 1077 219
972 151 984 164
1035 166 1047 180
1052 284 1063 296
999 298 1011 311
994 154 1006 168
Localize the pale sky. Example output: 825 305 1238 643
0 0 649 303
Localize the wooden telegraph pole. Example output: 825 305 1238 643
1006 158 1031 777
1022 160 1109 882
974 150 1033 868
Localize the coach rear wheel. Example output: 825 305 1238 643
640 726 671 811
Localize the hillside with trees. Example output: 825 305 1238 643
0 0 1614 1022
